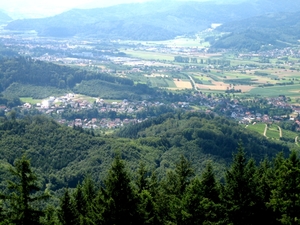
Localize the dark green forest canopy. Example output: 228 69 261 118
0 57 156 100
117 112 289 161
0 112 290 193
0 56 133 91
1 147 300 224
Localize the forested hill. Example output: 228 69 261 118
211 11 300 51
5 0 300 40
0 57 154 99
116 112 290 162
0 113 290 193
0 113 297 224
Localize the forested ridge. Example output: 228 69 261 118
116 112 290 162
0 57 154 99
0 111 292 193
212 11 300 51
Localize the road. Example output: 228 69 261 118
188 75 197 91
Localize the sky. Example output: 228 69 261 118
0 0 221 19
0 0 96 18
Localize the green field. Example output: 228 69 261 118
266 125 280 139
246 123 266 134
149 77 170 87
248 84 300 97
246 123 300 145
165 79 177 88
20 97 43 104
118 39 300 97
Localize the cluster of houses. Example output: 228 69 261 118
227 96 299 125
19 93 188 129
11 90 300 132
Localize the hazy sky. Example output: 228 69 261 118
0 0 215 18
1 0 95 18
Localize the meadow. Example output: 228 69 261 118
246 122 299 145
20 97 43 105
246 123 266 135
266 124 280 139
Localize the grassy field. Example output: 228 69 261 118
248 84 300 97
118 38 300 97
266 125 280 139
246 123 300 144
149 77 170 88
20 97 43 104
246 123 266 134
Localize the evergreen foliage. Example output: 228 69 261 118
0 155 49 225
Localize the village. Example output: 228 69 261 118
15 89 300 133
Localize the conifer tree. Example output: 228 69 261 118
80 177 98 224
0 155 49 225
136 162 149 193
183 162 223 225
182 178 203 225
102 155 139 225
256 158 278 225
40 205 60 225
160 155 194 224
223 145 260 225
58 188 79 225
270 150 300 225
175 155 194 196
201 162 220 203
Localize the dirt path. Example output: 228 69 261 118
263 124 267 137
277 126 282 138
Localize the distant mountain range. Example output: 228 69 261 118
0 11 12 24
4 0 300 41
211 11 300 51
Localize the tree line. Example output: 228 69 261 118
1 146 300 224
0 56 133 92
